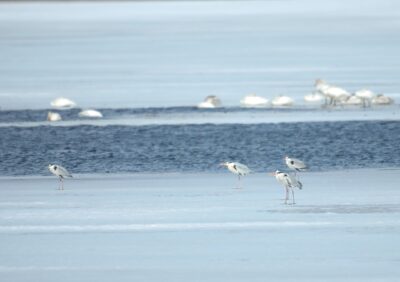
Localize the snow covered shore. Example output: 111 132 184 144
0 169 399 281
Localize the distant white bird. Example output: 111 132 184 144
355 89 375 107
271 95 294 106
48 164 73 190
50 97 76 109
344 95 363 106
47 111 62 122
273 170 303 205
78 109 103 118
304 92 324 103
220 161 251 189
285 156 308 175
197 95 222 108
326 86 350 106
314 79 330 93
315 79 350 106
372 94 394 105
240 94 268 107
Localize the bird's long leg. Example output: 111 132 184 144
236 175 241 189
291 189 296 205
284 187 289 205
61 177 64 190
58 177 62 190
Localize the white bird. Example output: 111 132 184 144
47 111 62 122
48 164 73 190
78 109 103 118
50 97 76 109
220 161 251 189
197 95 222 108
240 94 268 107
372 94 394 105
285 156 308 175
271 95 294 107
344 95 363 106
314 79 331 105
355 89 375 107
326 86 350 106
314 79 330 93
315 79 350 106
273 170 303 205
304 92 324 103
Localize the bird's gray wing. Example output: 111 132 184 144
59 166 72 178
289 174 303 189
292 158 308 169
235 163 251 174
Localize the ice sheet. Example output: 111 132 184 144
0 169 399 281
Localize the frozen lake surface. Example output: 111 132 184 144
0 0 400 109
0 169 399 281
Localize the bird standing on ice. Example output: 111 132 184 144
48 164 73 190
285 156 308 175
220 162 251 189
78 109 103 118
273 170 302 205
197 95 222 108
47 112 62 122
355 89 375 108
50 97 76 109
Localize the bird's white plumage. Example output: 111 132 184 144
221 162 251 176
78 109 103 118
48 164 72 190
48 164 72 178
355 89 375 99
271 95 294 106
274 170 302 204
50 97 76 109
344 95 363 105
354 89 375 107
285 156 307 172
315 79 330 93
315 79 350 105
372 94 394 105
197 95 222 108
221 162 250 189
304 92 324 103
240 94 269 107
47 112 62 122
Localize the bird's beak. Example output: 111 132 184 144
267 172 275 176
219 163 225 167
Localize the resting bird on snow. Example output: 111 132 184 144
273 170 303 205
220 162 251 189
285 156 308 175
48 164 73 190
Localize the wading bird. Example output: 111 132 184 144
48 164 73 190
220 162 251 189
273 170 303 205
285 156 308 175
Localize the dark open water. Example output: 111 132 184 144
0 111 399 176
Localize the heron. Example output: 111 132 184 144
285 156 308 176
273 170 303 205
220 162 251 189
48 164 73 190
